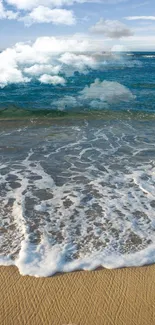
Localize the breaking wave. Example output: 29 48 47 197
0 117 155 276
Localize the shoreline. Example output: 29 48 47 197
1 108 155 122
1 265 155 325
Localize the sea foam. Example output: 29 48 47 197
0 118 155 277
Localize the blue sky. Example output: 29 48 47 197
0 0 155 50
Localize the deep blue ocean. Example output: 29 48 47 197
0 52 155 115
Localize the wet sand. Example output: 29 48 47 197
0 265 155 325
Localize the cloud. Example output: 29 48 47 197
0 36 97 88
0 0 127 26
0 46 31 87
53 79 135 110
20 7 76 26
24 64 61 76
5 36 91 66
53 95 79 111
0 35 140 88
39 74 66 85
125 16 155 21
80 78 135 103
90 19 133 38
0 68 30 88
0 0 5 18
0 50 31 88
0 0 18 20
6 0 127 11
32 36 92 54
59 52 98 75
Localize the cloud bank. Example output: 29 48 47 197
0 35 140 88
0 36 97 88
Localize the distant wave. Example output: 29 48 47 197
142 55 155 58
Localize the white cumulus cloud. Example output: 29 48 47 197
59 52 98 75
20 7 76 26
0 46 31 87
90 19 133 38
0 69 30 88
0 0 18 20
32 36 91 54
80 78 135 103
24 64 61 76
39 74 66 85
0 36 96 87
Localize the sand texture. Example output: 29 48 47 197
0 265 155 325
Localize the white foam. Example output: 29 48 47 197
13 237 155 277
1 120 155 277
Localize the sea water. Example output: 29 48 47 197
0 52 155 277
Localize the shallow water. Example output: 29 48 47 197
0 115 155 277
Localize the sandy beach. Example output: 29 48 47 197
0 265 155 325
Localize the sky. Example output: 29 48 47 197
0 0 155 50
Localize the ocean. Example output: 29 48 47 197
0 52 155 277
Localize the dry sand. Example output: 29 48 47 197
0 265 155 325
